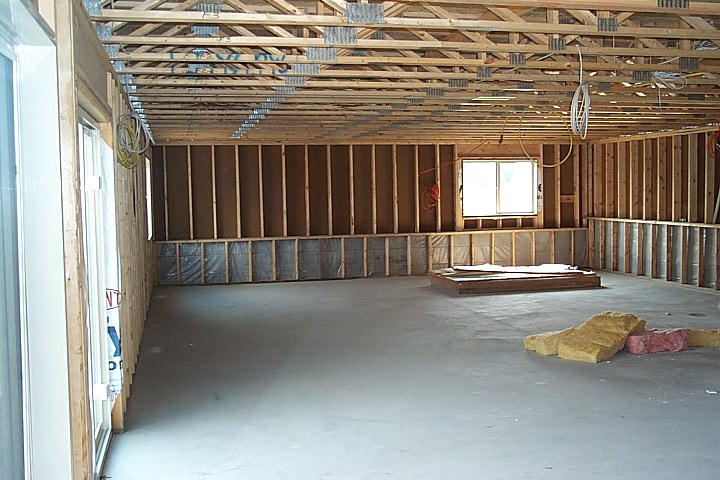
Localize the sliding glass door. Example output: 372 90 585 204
0 51 23 480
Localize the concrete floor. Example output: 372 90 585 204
103 273 720 480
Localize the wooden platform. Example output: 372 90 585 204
429 264 601 295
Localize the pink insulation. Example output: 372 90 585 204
624 328 688 355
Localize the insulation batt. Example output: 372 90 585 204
624 328 688 355
523 327 576 356
686 328 720 347
556 311 646 363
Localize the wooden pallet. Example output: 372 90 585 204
429 265 601 295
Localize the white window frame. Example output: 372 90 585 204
461 158 539 218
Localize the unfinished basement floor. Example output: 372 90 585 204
103 272 720 480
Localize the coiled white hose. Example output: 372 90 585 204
570 46 591 139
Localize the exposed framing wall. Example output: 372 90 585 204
153 141 583 242
155 229 589 286
581 129 719 224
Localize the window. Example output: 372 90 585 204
462 159 538 217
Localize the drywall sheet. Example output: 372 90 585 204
642 223 653 277
515 232 532 266
367 237 386 277
319 238 342 279
431 235 449 270
252 241 273 282
179 243 202 285
604 222 613 271
298 239 320 280
657 224 667 280
275 240 296 281
228 241 250 283
159 243 177 285
388 236 408 276
535 231 552 265
344 237 364 278
410 236 428 275
629 224 639 275
617 225 626 273
493 233 512 266
553 230 572 266
573 229 588 268
472 234 491 265
203 243 226 284
702 229 717 288
452 234 471 266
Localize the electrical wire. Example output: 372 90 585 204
518 110 573 168
570 45 590 139
116 112 150 168
709 121 720 159
422 183 440 211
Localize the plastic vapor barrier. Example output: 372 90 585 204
160 243 177 285
535 231 552 265
251 241 273 282
617 225 626 273
657 225 667 280
688 227 699 285
179 243 202 285
430 235 449 270
472 234 491 265
388 236 408 276
319 238 342 279
344 237 364 278
643 224 653 277
452 234 471 266
228 241 250 283
604 223 614 271
203 242 226 284
367 237 386 277
514 232 532 266
593 221 603 269
670 226 682 282
573 229 588 268
553 230 571 266
493 233 511 266
275 240 297 281
702 229 717 288
298 239 320 280
410 236 428 275
629 224 639 275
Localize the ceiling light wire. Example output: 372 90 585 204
570 45 590 139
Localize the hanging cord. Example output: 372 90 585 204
422 183 440 211
570 45 591 139
116 112 150 168
518 110 573 168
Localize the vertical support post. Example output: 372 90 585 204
211 147 218 239
257 145 265 237
187 145 194 239
671 135 683 221
657 137 667 221
688 134 698 223
235 145 241 238
326 144 333 235
392 145 399 233
304 145 310 237
434 144 441 232
371 145 377 234
573 145 580 227
703 132 716 223
414 146 420 233
281 145 288 237
349 145 355 235
453 145 463 231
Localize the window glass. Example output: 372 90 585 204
462 159 537 217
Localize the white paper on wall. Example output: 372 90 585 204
101 140 122 404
